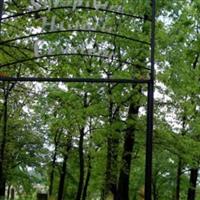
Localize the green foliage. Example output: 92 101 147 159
0 0 200 199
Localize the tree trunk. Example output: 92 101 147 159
103 136 119 200
187 168 198 200
10 188 14 200
175 159 182 200
0 170 6 199
49 132 61 196
0 93 8 199
57 154 68 200
7 185 11 200
75 92 90 200
117 102 139 200
101 87 120 200
82 155 91 200
49 150 57 196
57 138 72 200
75 127 85 200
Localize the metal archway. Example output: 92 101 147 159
0 0 155 199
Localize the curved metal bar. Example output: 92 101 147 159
2 6 150 21
0 76 150 84
0 29 150 45
0 52 150 71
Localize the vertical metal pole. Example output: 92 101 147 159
0 0 4 38
145 0 155 200
0 0 3 20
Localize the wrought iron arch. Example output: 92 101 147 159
0 0 155 199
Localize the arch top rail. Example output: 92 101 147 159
0 29 150 46
2 6 151 22
0 76 151 84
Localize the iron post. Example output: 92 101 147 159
145 0 155 199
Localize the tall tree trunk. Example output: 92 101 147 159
0 165 6 198
57 154 68 200
57 137 72 200
0 81 16 199
75 127 85 200
82 154 91 200
103 135 119 200
187 168 198 200
7 184 11 200
175 159 182 200
0 92 8 198
49 131 61 196
175 116 186 200
117 102 139 200
49 150 57 196
101 85 120 200
76 92 90 200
